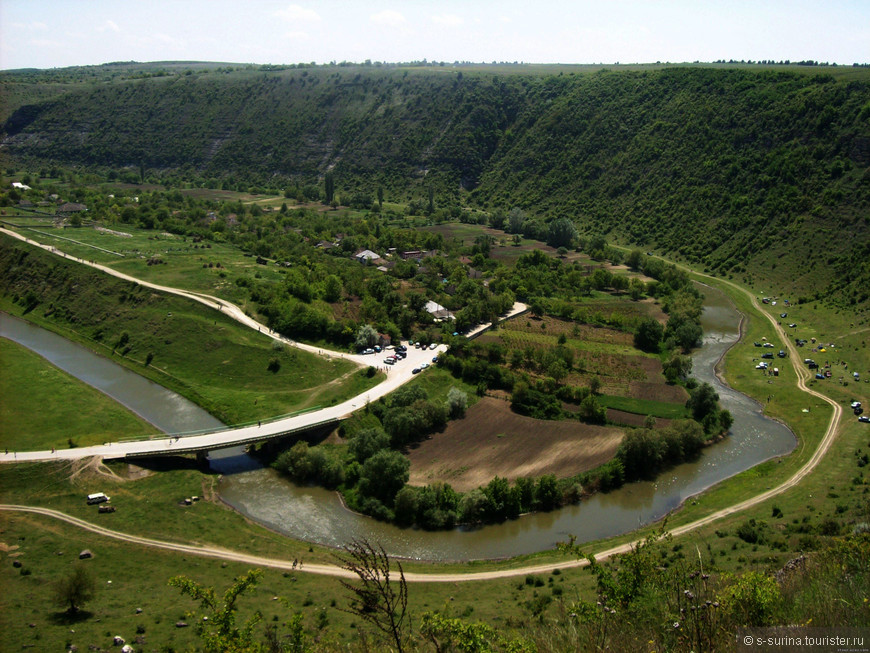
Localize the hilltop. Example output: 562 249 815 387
2 62 869 305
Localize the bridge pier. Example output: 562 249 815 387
196 450 209 468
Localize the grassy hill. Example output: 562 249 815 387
2 63 869 305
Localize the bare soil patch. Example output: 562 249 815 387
604 409 674 429
407 397 623 492
627 381 689 403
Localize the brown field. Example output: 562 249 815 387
407 397 624 491
604 409 673 428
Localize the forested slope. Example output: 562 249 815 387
3 64 869 302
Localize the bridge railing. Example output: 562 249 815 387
115 405 323 443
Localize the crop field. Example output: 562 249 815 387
3 222 286 305
482 316 687 407
407 397 623 491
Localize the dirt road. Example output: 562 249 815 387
0 235 845 580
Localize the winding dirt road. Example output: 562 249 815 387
0 231 845 580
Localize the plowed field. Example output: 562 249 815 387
407 397 623 491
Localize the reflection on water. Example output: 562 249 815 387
217 284 797 560
0 312 223 434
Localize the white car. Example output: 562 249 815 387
756 362 768 369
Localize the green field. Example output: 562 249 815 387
0 338 155 450
0 234 382 428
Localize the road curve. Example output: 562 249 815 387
0 232 845 580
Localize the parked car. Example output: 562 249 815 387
780 313 787 318
778 350 786 358
815 373 825 379
429 343 438 350
412 367 421 374
763 342 774 348
789 323 797 328
859 416 870 423
754 342 762 347
762 353 774 359
757 363 769 369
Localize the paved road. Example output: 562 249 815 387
0 230 845 580
0 226 526 462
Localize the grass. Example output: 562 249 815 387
596 393 690 419
0 338 155 450
0 234 380 427
7 222 286 306
2 231 869 647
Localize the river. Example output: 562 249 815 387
1 283 797 561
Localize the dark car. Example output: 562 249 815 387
778 350 786 358
412 367 421 374
762 353 774 359
859 416 870 423
754 342 762 347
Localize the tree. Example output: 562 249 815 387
336 539 410 653
546 217 578 248
625 248 645 271
686 382 719 422
322 274 343 303
53 564 96 615
355 324 379 350
507 207 525 234
359 449 409 505
634 317 663 353
349 427 391 463
663 353 693 382
169 569 269 653
446 387 468 418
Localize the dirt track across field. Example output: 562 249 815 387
407 397 623 491
0 241 845 582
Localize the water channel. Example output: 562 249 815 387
1 283 797 561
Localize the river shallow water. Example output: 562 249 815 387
2 283 797 561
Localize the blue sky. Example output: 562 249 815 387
2 0 868 70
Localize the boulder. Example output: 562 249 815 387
12 560 22 568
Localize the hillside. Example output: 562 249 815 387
2 63 869 304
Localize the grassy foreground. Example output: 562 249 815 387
1 240 869 649
0 338 155 450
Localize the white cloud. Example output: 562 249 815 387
275 4 321 22
95 19 121 33
431 14 463 27
370 10 406 28
283 31 311 41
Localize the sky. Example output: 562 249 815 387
1 0 868 71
